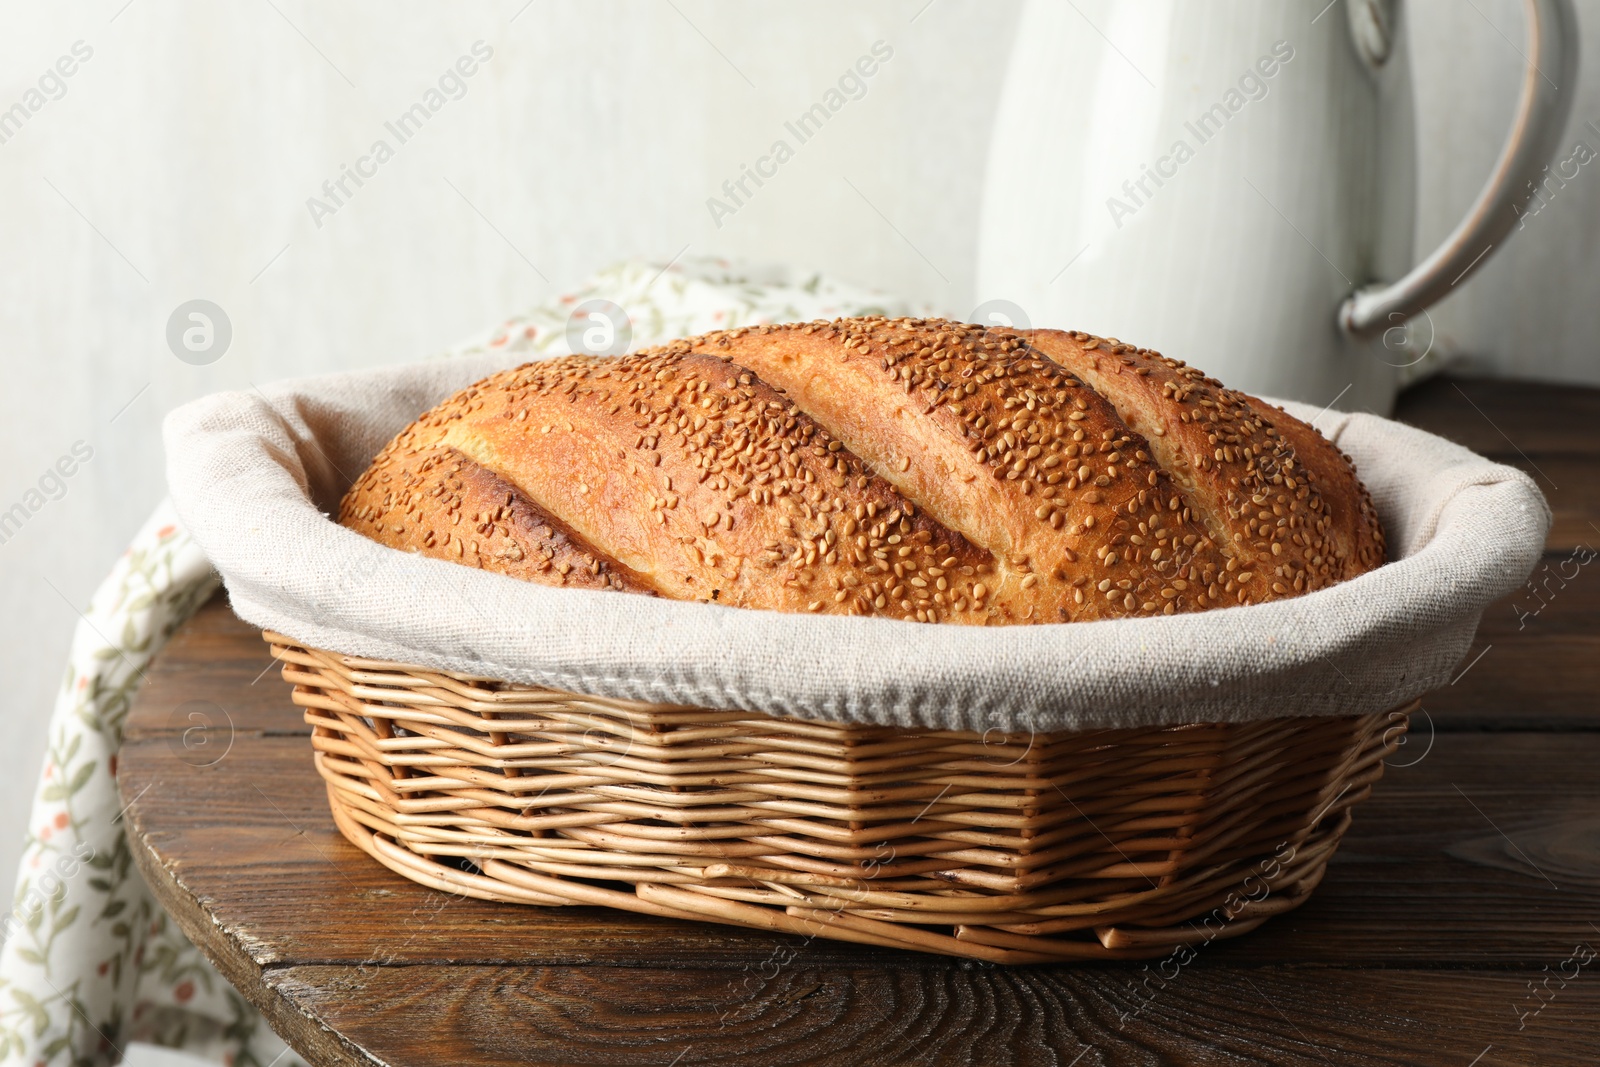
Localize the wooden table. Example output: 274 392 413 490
120 376 1600 1066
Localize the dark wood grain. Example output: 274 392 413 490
1394 374 1600 460
1473 551 1600 641
1421 636 1600 729
120 376 1600 1066
133 594 311 736
263 964 1600 1067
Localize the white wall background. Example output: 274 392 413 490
0 3 1596 1060
1410 0 1600 381
0 0 1019 842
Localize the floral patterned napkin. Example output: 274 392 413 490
0 505 293 1067
0 259 918 1067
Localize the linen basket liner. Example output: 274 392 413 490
163 351 1550 734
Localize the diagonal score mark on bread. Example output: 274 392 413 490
340 317 1385 625
665 320 1234 620
1023 329 1384 595
343 442 656 594
342 349 996 622
1239 394 1386 584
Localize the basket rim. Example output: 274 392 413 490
170 351 1546 734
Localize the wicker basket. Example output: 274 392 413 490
266 632 1409 964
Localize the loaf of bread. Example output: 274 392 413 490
339 317 1384 624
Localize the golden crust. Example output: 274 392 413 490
341 316 1385 624
1241 395 1386 581
668 320 1232 620
1023 329 1384 594
345 350 995 623
341 444 652 593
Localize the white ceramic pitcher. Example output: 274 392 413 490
975 0 1576 413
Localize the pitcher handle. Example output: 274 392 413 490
1339 0 1578 339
